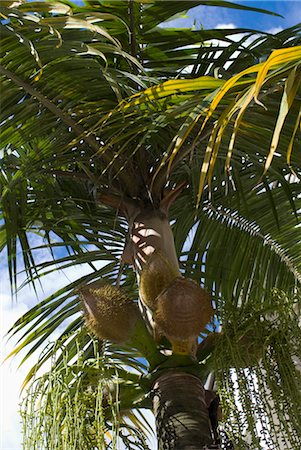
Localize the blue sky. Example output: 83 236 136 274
1 1 301 449
164 1 301 32
225 1 301 29
72 0 301 31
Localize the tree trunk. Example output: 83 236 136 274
127 207 213 448
152 370 212 450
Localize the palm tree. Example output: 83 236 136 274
1 1 301 449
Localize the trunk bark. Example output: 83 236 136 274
130 208 179 271
152 371 212 450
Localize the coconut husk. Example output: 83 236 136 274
80 283 140 343
154 277 213 342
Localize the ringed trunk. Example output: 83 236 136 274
152 371 212 449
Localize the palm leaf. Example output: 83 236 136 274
119 45 301 205
21 337 153 450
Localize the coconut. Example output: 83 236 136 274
80 283 140 343
154 277 213 353
139 250 180 311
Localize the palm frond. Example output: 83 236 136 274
21 336 153 450
118 45 301 206
214 289 301 449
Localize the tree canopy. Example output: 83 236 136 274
1 1 301 449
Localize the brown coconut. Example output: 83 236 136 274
139 249 180 311
154 277 213 342
80 283 140 343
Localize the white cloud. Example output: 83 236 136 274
215 23 236 29
159 4 234 30
189 4 233 29
1 293 31 450
266 26 283 34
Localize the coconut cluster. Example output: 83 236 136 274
80 282 140 343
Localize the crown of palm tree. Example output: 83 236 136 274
1 1 301 448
